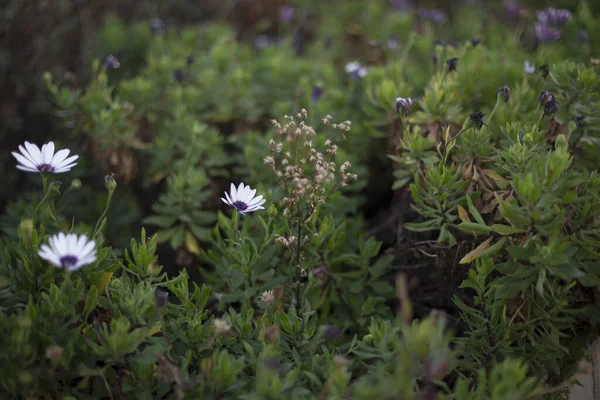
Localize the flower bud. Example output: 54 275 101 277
18 219 34 241
105 174 117 193
469 111 485 130
497 86 511 102
446 57 459 72
48 181 62 196
268 204 278 217
154 289 169 309
70 179 82 190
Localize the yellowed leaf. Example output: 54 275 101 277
185 230 200 255
459 237 493 264
483 169 508 182
457 205 471 223
94 271 113 293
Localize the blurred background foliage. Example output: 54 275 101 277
2 0 600 398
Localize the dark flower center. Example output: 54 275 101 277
233 201 248 211
60 255 78 268
37 164 55 172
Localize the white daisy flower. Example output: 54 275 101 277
221 183 266 214
38 233 97 271
12 141 79 174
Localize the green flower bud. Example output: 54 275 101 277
105 175 117 192
70 179 82 190
18 219 34 241
268 204 278 217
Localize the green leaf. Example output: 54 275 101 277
466 194 485 225
492 224 526 235
84 286 98 317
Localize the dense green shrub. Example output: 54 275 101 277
2 0 600 398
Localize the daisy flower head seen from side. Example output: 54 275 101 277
12 141 79 174
38 233 97 271
222 183 266 215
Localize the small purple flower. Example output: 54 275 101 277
446 57 459 72
469 112 485 130
311 85 323 102
150 18 166 35
103 55 120 70
390 0 413 10
387 37 399 49
539 91 559 117
279 5 295 24
253 34 270 50
470 38 481 47
321 325 342 340
577 31 589 44
186 55 195 65
504 1 523 18
535 23 561 43
537 8 571 26
174 69 185 82
573 116 585 130
418 8 447 25
154 289 169 308
396 97 413 116
497 86 511 102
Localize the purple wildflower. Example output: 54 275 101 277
577 31 589 44
537 8 571 26
504 1 523 18
174 69 185 82
311 85 323 102
388 37 399 49
418 8 447 24
150 19 166 35
279 5 295 24
103 55 120 70
535 23 561 43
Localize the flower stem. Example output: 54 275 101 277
93 190 115 239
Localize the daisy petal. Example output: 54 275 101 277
42 142 55 164
24 142 43 164
12 152 38 170
50 149 70 166
230 183 237 202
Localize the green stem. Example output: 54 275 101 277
93 190 115 239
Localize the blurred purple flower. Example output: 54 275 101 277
418 8 447 24
321 325 342 340
253 34 270 50
537 7 571 26
504 1 523 18
446 57 459 72
387 37 398 49
186 55 195 65
577 31 589 44
279 5 295 24
535 23 561 43
174 69 185 82
154 289 169 308
150 18 166 35
390 0 413 10
470 38 481 47
311 85 323 102
103 55 120 70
